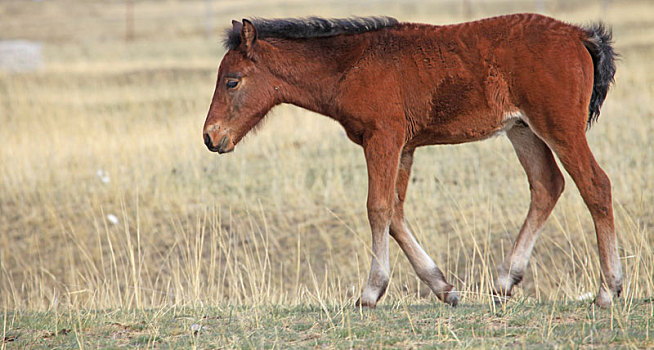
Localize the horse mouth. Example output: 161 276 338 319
207 144 234 154
217 145 234 154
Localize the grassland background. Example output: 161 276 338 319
0 0 653 347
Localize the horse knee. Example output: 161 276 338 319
367 203 393 225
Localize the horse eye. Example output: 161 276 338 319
226 79 239 89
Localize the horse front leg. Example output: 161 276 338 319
390 148 459 306
356 132 403 309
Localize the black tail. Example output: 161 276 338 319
582 23 617 128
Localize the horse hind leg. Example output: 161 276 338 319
494 124 565 302
542 129 621 307
524 105 622 307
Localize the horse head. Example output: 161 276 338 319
203 19 280 153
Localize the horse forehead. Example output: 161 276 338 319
220 51 252 70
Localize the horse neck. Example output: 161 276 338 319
262 36 366 117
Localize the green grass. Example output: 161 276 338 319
3 300 654 348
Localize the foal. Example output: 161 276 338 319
203 14 621 308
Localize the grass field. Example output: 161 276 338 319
4 301 654 348
1 0 653 347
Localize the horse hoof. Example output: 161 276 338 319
493 292 511 306
592 283 620 308
593 289 613 308
593 298 612 308
445 290 459 307
355 298 377 309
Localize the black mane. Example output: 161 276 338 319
224 16 399 50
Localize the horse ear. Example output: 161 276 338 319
232 20 243 33
240 19 257 58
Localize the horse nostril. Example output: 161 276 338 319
204 133 213 148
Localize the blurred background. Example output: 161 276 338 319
1 0 652 310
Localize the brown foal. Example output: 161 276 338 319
202 14 621 308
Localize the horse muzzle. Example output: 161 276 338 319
203 132 235 154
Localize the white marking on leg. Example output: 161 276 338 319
360 225 390 307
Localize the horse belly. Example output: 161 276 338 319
409 107 520 146
424 119 498 145
413 64 517 145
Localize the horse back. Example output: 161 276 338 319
337 14 593 146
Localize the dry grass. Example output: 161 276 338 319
0 0 652 326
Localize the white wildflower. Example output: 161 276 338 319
96 169 110 183
191 323 202 334
107 214 119 225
